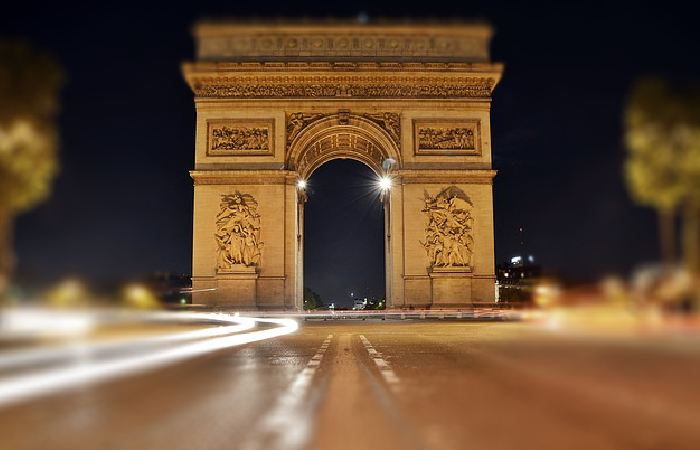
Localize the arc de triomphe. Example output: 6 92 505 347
182 21 503 309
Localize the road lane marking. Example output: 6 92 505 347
0 316 298 408
242 334 333 450
359 335 400 389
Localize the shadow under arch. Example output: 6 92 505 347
286 113 401 179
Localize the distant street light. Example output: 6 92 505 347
123 283 158 310
296 179 306 189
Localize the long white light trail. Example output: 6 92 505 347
0 314 297 408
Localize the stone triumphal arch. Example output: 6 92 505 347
183 21 503 309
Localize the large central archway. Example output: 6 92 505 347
289 114 400 309
302 159 387 309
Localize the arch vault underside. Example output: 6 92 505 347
185 21 502 309
287 113 401 179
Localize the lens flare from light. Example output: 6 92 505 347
378 176 392 191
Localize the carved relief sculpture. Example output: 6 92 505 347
419 127 474 150
215 193 264 271
420 187 474 269
362 112 401 146
414 120 481 155
211 126 268 151
208 120 274 156
286 112 325 146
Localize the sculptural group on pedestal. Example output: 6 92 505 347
421 187 474 269
215 193 264 271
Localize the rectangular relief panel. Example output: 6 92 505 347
207 119 275 156
413 119 481 156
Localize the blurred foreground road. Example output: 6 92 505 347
1 318 699 450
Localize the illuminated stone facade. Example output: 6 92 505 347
183 21 502 309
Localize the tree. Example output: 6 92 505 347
624 79 684 266
0 41 62 300
303 287 323 310
624 77 700 294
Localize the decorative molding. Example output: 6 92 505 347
207 119 274 156
190 169 296 185
184 61 504 73
398 169 496 179
215 192 264 271
420 186 474 270
413 119 481 156
188 75 496 99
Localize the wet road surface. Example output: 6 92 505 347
1 319 699 450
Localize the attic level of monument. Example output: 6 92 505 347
193 21 494 62
182 22 502 101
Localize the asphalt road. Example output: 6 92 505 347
1 319 699 450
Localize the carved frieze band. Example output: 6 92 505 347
191 76 495 99
421 187 474 270
215 192 264 272
413 119 481 156
207 120 274 156
198 33 489 60
286 111 400 150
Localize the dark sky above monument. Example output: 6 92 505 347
2 1 699 295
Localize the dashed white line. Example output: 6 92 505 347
242 334 333 450
360 335 400 389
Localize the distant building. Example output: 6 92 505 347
353 298 366 310
144 272 191 304
496 255 541 302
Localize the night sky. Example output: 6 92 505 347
2 1 699 299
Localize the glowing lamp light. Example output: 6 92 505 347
378 176 392 191
123 283 159 310
296 179 306 189
48 279 87 308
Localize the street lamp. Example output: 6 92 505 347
296 179 306 189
